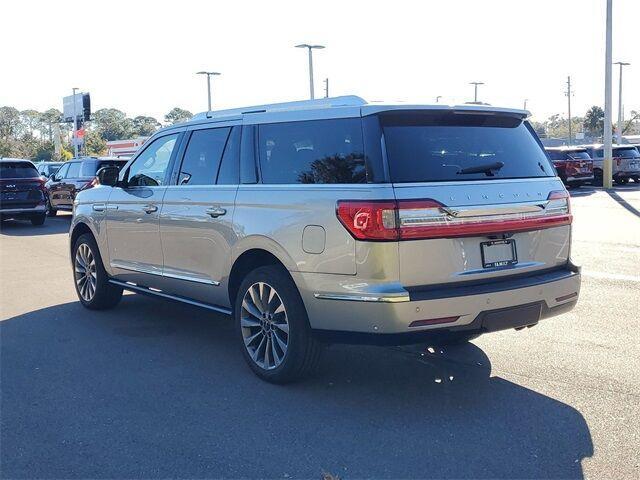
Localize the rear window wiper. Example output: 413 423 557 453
456 161 505 176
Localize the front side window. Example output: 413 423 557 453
66 162 81 178
258 118 366 184
55 163 69 179
127 134 179 187
178 127 230 185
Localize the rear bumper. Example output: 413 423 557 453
0 205 46 216
294 264 580 341
565 175 593 183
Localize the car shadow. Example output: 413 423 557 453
0 213 72 236
1 295 593 479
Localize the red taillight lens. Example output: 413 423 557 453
337 192 572 242
81 177 99 190
336 200 398 240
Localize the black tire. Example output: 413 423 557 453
46 198 57 217
235 265 322 383
432 331 481 346
30 213 46 226
615 177 628 185
593 169 603 186
72 233 123 310
634 176 640 183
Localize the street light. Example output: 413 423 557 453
614 61 630 144
72 87 79 157
469 82 484 103
603 0 613 189
295 44 325 100
196 71 221 111
436 96 442 103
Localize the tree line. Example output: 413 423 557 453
530 106 639 141
0 106 193 161
1 103 638 162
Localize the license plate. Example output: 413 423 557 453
580 167 591 173
630 161 639 169
481 239 517 268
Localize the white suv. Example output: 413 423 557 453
69 96 581 383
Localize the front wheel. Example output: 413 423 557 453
616 177 629 185
72 233 123 310
46 197 57 217
235 265 322 383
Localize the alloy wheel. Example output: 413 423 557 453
240 282 290 370
74 243 97 302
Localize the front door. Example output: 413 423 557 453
106 132 181 285
159 125 240 307
47 162 69 209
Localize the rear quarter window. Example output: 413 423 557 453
257 118 366 184
380 112 554 183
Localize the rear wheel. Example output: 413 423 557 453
615 177 629 185
72 233 122 310
30 213 46 226
593 169 603 186
46 197 57 217
235 265 322 383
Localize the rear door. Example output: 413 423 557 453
47 162 69 209
106 132 182 285
159 125 240 307
376 110 570 288
57 161 82 210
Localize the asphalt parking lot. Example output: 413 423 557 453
1 185 639 479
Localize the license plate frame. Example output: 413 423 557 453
480 239 518 269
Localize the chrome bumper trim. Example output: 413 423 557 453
313 293 411 303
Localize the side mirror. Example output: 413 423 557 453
96 166 120 187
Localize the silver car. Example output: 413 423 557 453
70 96 581 383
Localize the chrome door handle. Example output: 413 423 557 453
142 204 158 214
206 207 227 218
92 203 106 212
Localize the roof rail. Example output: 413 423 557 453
192 95 367 120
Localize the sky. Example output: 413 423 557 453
1 0 638 123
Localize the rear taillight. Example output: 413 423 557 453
336 200 398 240
81 177 99 191
337 191 572 242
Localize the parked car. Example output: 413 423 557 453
0 158 47 225
583 144 640 185
70 96 580 383
36 161 64 179
45 157 128 216
545 146 594 187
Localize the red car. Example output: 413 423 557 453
545 147 594 188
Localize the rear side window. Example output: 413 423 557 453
258 118 366 184
0 162 38 179
380 112 554 182
566 151 591 160
178 127 231 185
66 162 81 178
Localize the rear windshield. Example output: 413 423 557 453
0 162 38 179
565 151 591 160
380 112 554 182
614 147 640 158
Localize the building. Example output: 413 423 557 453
106 137 148 158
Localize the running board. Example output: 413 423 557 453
109 279 232 316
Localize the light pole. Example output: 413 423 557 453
72 87 79 157
566 76 573 145
295 44 325 99
614 61 630 144
603 0 613 189
196 71 221 111
523 99 528 110
436 96 442 103
469 82 484 103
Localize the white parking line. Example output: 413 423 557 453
582 270 640 283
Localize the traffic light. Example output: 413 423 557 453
82 93 91 121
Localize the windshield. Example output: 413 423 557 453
0 162 39 179
380 112 554 182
